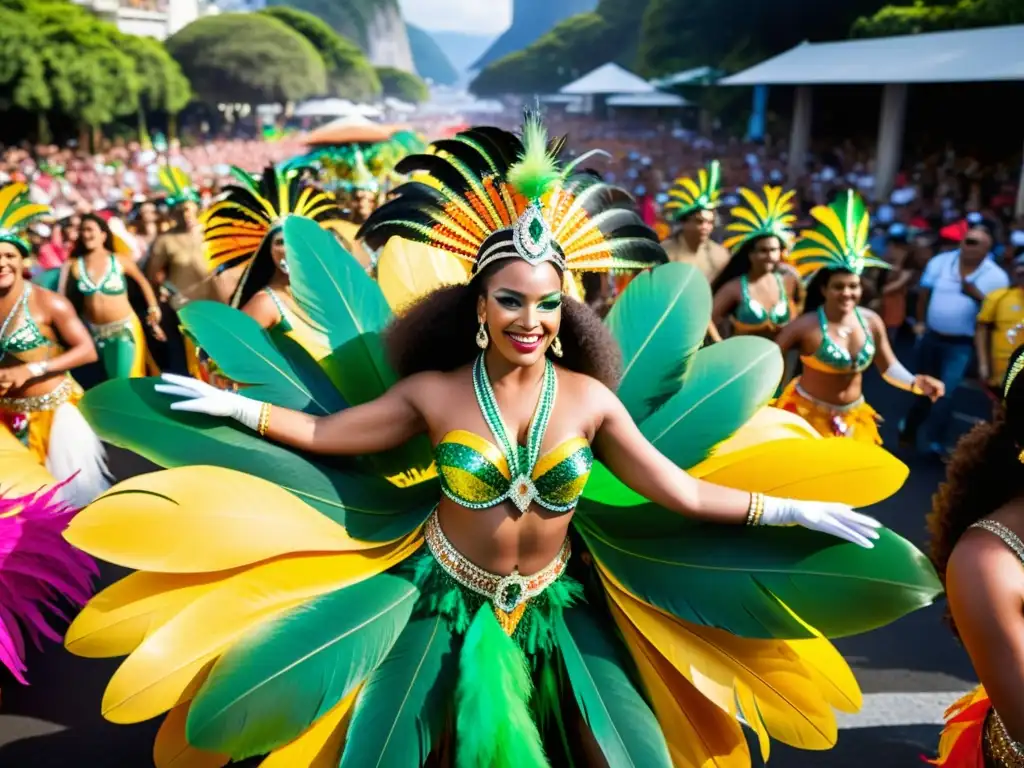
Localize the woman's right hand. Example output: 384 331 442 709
154 373 263 430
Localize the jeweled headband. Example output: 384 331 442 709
357 112 666 290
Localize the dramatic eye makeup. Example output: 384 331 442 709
492 289 562 312
538 292 562 312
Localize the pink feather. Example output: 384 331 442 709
0 482 97 684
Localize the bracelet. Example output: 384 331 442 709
147 306 160 317
745 492 765 526
257 401 271 436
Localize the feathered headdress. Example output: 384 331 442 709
345 149 380 193
358 113 665 286
0 183 50 256
1005 347 1024 400
156 166 199 208
202 164 347 276
790 190 889 280
722 186 797 253
664 161 722 222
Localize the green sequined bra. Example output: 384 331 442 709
435 355 593 514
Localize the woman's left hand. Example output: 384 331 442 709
914 374 944 402
762 497 882 548
146 309 167 342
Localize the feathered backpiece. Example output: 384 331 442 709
722 186 797 253
790 190 889 280
202 163 347 276
664 161 722 222
156 165 199 208
1004 346 1024 400
342 149 380 193
358 112 665 285
0 183 49 256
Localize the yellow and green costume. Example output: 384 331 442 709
776 191 891 443
67 121 940 768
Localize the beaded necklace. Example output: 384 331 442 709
0 285 29 362
472 353 557 513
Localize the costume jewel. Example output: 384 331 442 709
357 111 666 295
790 190 890 280
550 335 563 357
0 183 49 256
475 321 489 349
722 185 797 253
664 161 722 222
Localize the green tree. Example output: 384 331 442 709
375 66 428 103
852 0 1024 36
265 0 399 52
119 34 192 141
166 14 327 106
258 6 381 99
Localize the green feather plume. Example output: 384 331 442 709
455 606 548 768
508 113 561 202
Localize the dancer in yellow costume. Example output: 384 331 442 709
775 191 944 443
67 116 940 768
0 184 110 507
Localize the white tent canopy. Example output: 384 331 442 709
560 63 656 95
607 92 690 108
720 24 1024 85
650 66 722 88
294 98 358 118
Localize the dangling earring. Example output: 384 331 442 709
476 321 489 350
278 258 289 275
550 335 563 358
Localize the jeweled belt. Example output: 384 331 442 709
88 315 135 343
424 507 570 614
0 375 75 413
795 381 865 413
986 708 1024 767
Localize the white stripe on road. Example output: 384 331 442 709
837 691 974 729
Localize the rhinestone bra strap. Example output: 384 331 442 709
472 354 556 479
971 519 1024 564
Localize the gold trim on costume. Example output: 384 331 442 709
0 375 75 413
986 708 1024 766
87 315 136 343
424 508 569 631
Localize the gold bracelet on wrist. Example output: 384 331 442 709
257 402 271 436
746 492 765 527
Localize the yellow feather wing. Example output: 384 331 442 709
259 686 360 768
65 467 383 573
0 426 57 495
689 436 908 508
602 571 838 759
154 701 229 768
334 220 373 268
101 531 422 724
65 570 240 659
610 600 750 768
376 237 470 314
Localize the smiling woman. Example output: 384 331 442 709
66 116 942 768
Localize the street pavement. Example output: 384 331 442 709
0 336 989 767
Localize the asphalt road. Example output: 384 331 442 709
0 336 988 767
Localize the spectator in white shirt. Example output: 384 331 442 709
900 224 1009 456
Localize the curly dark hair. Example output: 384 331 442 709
69 213 116 258
928 346 1024 634
386 262 622 390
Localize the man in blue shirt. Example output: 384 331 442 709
899 224 1008 455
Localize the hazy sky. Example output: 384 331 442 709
398 0 512 34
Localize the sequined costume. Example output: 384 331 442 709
65 119 940 767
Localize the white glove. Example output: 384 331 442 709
153 373 263 431
762 496 881 549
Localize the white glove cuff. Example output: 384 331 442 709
233 395 264 432
760 495 797 527
882 361 919 393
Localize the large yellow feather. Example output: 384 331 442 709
65 467 385 573
66 570 240 659
259 685 360 768
0 426 58 495
602 571 838 758
610 600 750 768
333 220 373 268
688 436 908 508
154 701 229 768
376 237 471 314
100 531 422 724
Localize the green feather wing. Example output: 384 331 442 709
80 379 434 542
640 336 783 468
186 573 418 759
574 511 941 639
179 301 345 416
555 605 672 768
583 336 782 507
284 215 433 479
605 262 711 423
32 267 61 291
339 615 457 768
